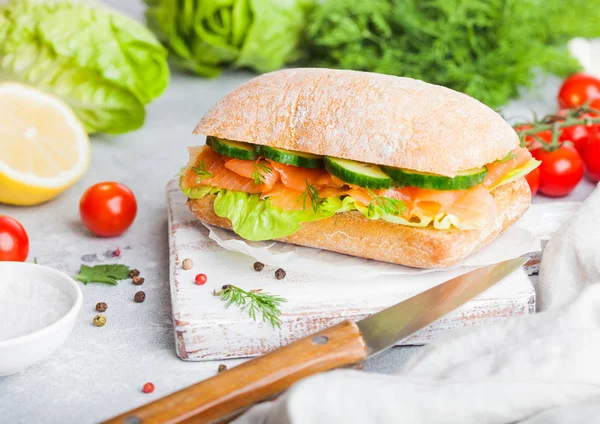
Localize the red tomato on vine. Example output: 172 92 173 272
531 144 584 197
583 130 600 183
558 73 600 109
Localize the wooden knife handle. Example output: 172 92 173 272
103 320 367 424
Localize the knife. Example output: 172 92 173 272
103 257 527 424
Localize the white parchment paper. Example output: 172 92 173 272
204 202 581 280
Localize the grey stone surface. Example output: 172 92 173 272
0 1 595 423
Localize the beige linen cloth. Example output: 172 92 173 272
235 186 600 424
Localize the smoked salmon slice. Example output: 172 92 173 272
268 161 329 192
344 185 497 228
483 147 531 188
183 146 262 193
224 158 280 192
447 185 498 228
183 145 512 228
262 182 307 211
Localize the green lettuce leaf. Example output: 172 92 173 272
212 189 350 241
236 0 314 72
181 183 486 237
184 165 536 236
183 185 354 240
181 185 218 199
144 0 313 77
492 158 541 189
0 0 169 134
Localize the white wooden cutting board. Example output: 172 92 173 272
166 178 577 361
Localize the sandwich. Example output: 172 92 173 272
179 68 539 268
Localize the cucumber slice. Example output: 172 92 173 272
256 145 324 168
381 165 488 190
207 136 257 160
324 157 392 189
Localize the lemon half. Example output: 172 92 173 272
0 83 90 206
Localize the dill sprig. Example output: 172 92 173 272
213 285 286 328
192 160 213 180
297 179 325 213
252 161 272 185
497 151 516 163
366 189 406 218
304 0 600 108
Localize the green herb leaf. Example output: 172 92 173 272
366 189 406 218
213 285 286 328
305 0 600 108
192 161 213 180
297 180 325 213
252 162 272 185
74 264 131 286
497 151 516 163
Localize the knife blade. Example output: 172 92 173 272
358 257 528 356
103 258 527 424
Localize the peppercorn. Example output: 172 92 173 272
93 315 106 327
218 364 227 373
195 273 208 285
142 382 155 394
182 258 194 270
129 269 140 278
253 262 265 272
95 302 107 312
275 268 286 280
132 276 145 285
114 248 121 257
134 291 146 303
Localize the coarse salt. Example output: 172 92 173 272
0 279 72 342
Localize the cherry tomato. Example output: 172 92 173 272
583 130 600 183
0 215 29 262
556 109 598 153
558 73 600 109
525 166 540 196
531 145 584 197
80 182 137 237
514 124 552 150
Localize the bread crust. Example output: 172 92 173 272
186 178 531 269
194 68 519 177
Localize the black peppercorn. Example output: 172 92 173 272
95 302 107 312
218 364 227 373
129 269 140 278
134 291 146 303
275 268 286 280
253 262 265 272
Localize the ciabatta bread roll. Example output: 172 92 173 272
180 69 536 268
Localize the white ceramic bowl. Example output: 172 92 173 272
0 262 82 376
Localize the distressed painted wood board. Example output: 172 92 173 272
167 178 577 361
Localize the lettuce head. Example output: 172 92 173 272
0 0 170 134
144 0 314 77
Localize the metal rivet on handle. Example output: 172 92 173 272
312 335 329 345
125 416 142 424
